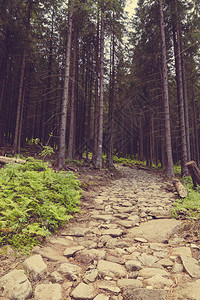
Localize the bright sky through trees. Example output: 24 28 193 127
125 0 138 16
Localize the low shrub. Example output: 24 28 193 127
0 158 81 250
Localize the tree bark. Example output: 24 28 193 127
0 156 26 165
92 11 100 165
159 0 174 177
186 161 200 187
95 6 104 169
172 1 188 176
107 32 115 168
13 0 32 154
67 28 78 160
172 179 188 198
58 2 73 169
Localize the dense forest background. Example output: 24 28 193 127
0 0 199 176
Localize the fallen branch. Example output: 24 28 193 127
172 179 188 198
0 156 26 165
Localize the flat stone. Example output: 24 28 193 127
149 243 166 251
62 227 89 237
116 207 137 214
146 274 173 288
47 237 74 247
71 283 97 299
32 246 67 263
134 237 148 243
83 269 98 283
122 288 166 300
94 294 110 300
138 254 159 266
79 240 97 249
57 263 82 281
106 255 125 265
171 279 200 299
97 260 127 278
76 249 106 264
23 254 47 280
147 208 172 219
34 283 62 300
114 213 128 220
97 281 120 294
172 247 192 257
50 271 63 283
128 215 140 223
181 256 200 278
117 279 143 288
172 262 184 273
127 219 182 242
115 220 135 228
92 214 114 221
0 269 32 300
63 246 84 257
125 260 142 271
158 258 173 268
100 229 124 237
139 267 170 278
105 238 130 249
124 246 137 254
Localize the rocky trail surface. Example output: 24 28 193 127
1 165 200 300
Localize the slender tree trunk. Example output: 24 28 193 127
182 61 191 161
159 0 174 177
92 11 100 164
139 112 144 161
95 7 104 169
13 0 32 153
192 92 199 165
18 87 25 153
172 9 188 176
13 44 26 153
67 28 78 160
107 32 115 167
58 2 73 169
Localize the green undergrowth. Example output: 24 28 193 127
172 176 200 220
113 155 162 170
0 158 81 251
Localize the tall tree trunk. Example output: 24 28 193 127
67 28 78 160
172 4 188 176
58 2 73 169
192 92 199 165
86 68 93 160
92 11 100 165
139 112 144 161
159 0 174 177
13 0 32 154
95 7 104 169
107 32 115 167
182 61 191 161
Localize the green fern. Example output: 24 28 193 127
0 158 81 249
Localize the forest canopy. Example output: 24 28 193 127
0 0 199 176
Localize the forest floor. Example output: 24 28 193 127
1 151 200 299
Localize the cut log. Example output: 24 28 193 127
186 161 200 187
172 179 188 198
0 156 26 165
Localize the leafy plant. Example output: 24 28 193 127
172 176 200 220
0 158 81 250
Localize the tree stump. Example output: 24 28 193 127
186 161 200 187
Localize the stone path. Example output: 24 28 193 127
1 166 200 300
